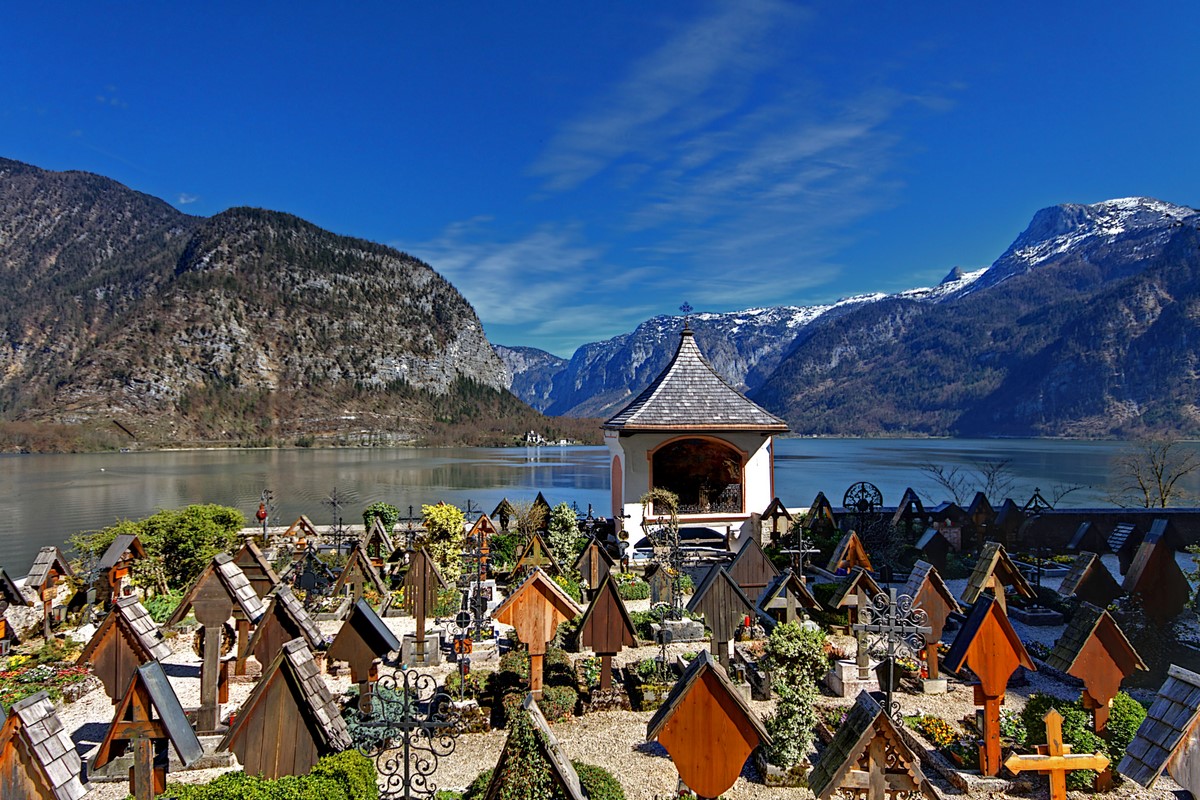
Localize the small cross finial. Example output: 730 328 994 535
679 302 693 329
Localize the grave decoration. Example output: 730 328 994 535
458 518 493 640
902 560 961 685
944 593 1036 776
285 543 339 606
959 541 1035 612
483 693 584 800
492 567 581 698
283 515 321 541
1005 709 1109 800
809 690 937 800
1066 521 1106 553
574 537 615 600
219 638 351 779
829 567 884 626
232 538 281 600
760 497 792 547
686 564 755 669
645 563 673 606
927 502 968 552
0 566 30 655
754 568 821 631
844 481 884 534
1057 551 1123 609
852 586 930 720
94 533 146 609
915 528 951 574
24 546 74 641
77 595 172 703
328 598 402 702
1121 523 1191 623
728 535 779 598
510 530 562 577
578 573 638 691
646 649 771 800
332 542 390 605
0 690 86 800
532 491 554 527
165 553 266 730
245 584 325 670
365 517 397 566
827 531 873 575
401 546 448 666
90 660 203 800
1119 663 1200 795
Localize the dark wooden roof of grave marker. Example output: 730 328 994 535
78 596 172 701
1067 521 1105 553
960 541 1035 606
915 529 952 571
284 515 321 540
92 660 203 771
603 328 789 432
728 535 779 595
903 561 961 641
807 492 838 533
830 567 884 610
219 638 351 778
97 533 146 572
993 498 1024 530
574 537 616 589
828 531 873 574
511 530 563 576
687 565 756 644
0 690 87 800
968 492 995 524
366 517 396 556
166 552 266 626
928 502 969 526
492 498 517 520
944 593 1035 693
23 546 73 589
809 690 938 800
1121 525 1191 623
0 567 29 608
247 585 325 666
485 694 585 800
233 539 282 600
532 492 553 522
1045 602 1145 702
332 543 390 598
1119 664 1200 791
762 497 792 523
400 546 448 614
330 598 402 661
646 649 772 799
891 487 928 527
579 574 638 654
1058 551 1123 609
1107 521 1141 558
754 568 821 631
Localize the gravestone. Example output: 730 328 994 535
686 565 755 669
578 574 638 690
492 568 580 698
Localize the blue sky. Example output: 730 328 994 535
2 2 1198 357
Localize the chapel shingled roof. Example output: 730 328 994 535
602 328 789 431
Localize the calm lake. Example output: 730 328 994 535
0 438 1193 572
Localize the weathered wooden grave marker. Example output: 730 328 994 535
283 515 320 542
232 538 281 600
578 573 638 690
1057 551 1123 609
574 536 615 600
809 690 937 800
24 546 73 641
244 584 325 671
0 690 86 800
90 661 203 800
401 545 447 665
646 649 771 800
77 596 172 703
944 593 1036 776
728 534 779 598
492 567 580 698
830 567 884 628
1005 709 1109 800
1122 524 1191 623
761 496 792 547
365 516 396 567
511 530 562 577
0 566 30 655
1119 663 1200 796
754 567 821 630
828 531 873 575
686 565 755 669
333 542 390 606
959 540 1035 612
328 598 402 703
915 528 952 574
94 533 146 609
902 560 961 686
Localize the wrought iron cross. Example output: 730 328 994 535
323 487 353 555
784 526 818 580
853 587 931 721
457 527 491 639
647 516 686 619
679 301 693 329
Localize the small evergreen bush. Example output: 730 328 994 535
539 685 578 722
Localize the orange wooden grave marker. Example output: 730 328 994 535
492 567 580 698
1005 709 1109 800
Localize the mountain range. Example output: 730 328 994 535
496 197 1200 437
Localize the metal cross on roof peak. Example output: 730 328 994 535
679 302 693 329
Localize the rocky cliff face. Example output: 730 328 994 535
492 345 567 411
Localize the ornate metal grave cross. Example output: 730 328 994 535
783 525 818 580
679 301 693 328
323 487 354 555
292 542 333 608
853 587 930 721
351 666 460 800
645 513 686 619
457 527 491 640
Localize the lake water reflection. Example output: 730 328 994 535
1 438 1194 572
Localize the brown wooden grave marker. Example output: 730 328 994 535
902 560 961 681
1057 551 1123 609
328 598 402 702
828 531 873 575
0 567 30 655
754 567 821 630
686 565 755 669
829 567 883 627
960 540 1035 613
484 693 585 800
365 517 396 567
574 537 615 600
245 585 325 671
728 534 779 598
1119 663 1200 795
283 515 320 541
760 497 792 547
94 533 146 609
77 596 172 703
0 690 86 800
1122 526 1191 623
578 573 637 690
401 546 447 665
24 546 73 641
492 567 580 698
332 543 390 606
646 649 771 800
511 530 562 577
232 539 281 600
1005 709 1109 800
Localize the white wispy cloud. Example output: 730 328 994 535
177 193 200 205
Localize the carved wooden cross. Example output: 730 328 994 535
1005 709 1109 800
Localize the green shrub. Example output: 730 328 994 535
499 650 530 681
462 768 494 800
362 502 400 532
444 668 491 699
614 574 649 601
539 685 578 721
553 573 583 603
488 532 519 571
1020 694 1107 789
143 591 184 623
573 762 626 800
1106 691 1148 763
159 751 376 799
628 610 657 641
311 750 379 800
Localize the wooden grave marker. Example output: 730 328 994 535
244 585 325 671
491 498 517 532
809 690 937 800
219 638 352 779
232 539 281 600
0 691 86 800
483 694 585 800
915 528 951 574
760 497 792 547
77 596 172 703
1122 525 1191 623
492 567 581 698
967 492 995 547
328 598 402 702
754 567 821 631
401 546 447 665
1057 551 1123 609
578 574 638 690
902 560 961 682
806 491 838 539
24 546 73 641
1005 709 1109 800
828 531 873 575
574 537 615 600
728 534 779 598
332 543 390 606
646 649 771 800
1066 521 1106 554
959 540 1035 612
829 567 884 627
1108 521 1144 575
1119 663 1200 795
687 564 755 669
364 517 396 567
0 566 31 655
90 661 203 800
944 593 1036 776
283 515 320 542
94 533 146 609
511 530 562 577
992 499 1024 548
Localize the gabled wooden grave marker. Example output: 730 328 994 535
283 515 320 542
364 517 396 567
0 566 30 655
332 543 389 606
574 537 615 600
491 498 516 532
24 546 73 641
902 560 961 683
219 638 352 779
915 528 951 574
232 538 281 600
828 531 873 575
809 690 937 800
492 567 580 698
95 533 146 609
0 690 86 800
959 540 1035 612
401 546 447 665
686 565 755 669
728 534 779 598
1122 525 1190 623
578 574 637 690
944 593 1036 776
646 649 771 800
244 585 325 671
806 491 838 539
1119 663 1200 795
328 598 402 702
511 530 562 577
760 497 792 547
891 487 928 534
1108 521 1144 575
484 693 585 800
754 567 821 631
1057 551 1123 609
77 596 172 703
992 499 1024 548
829 567 883 627
1005 709 1109 800
91 661 203 800
1066 521 1105 553
967 492 995 548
